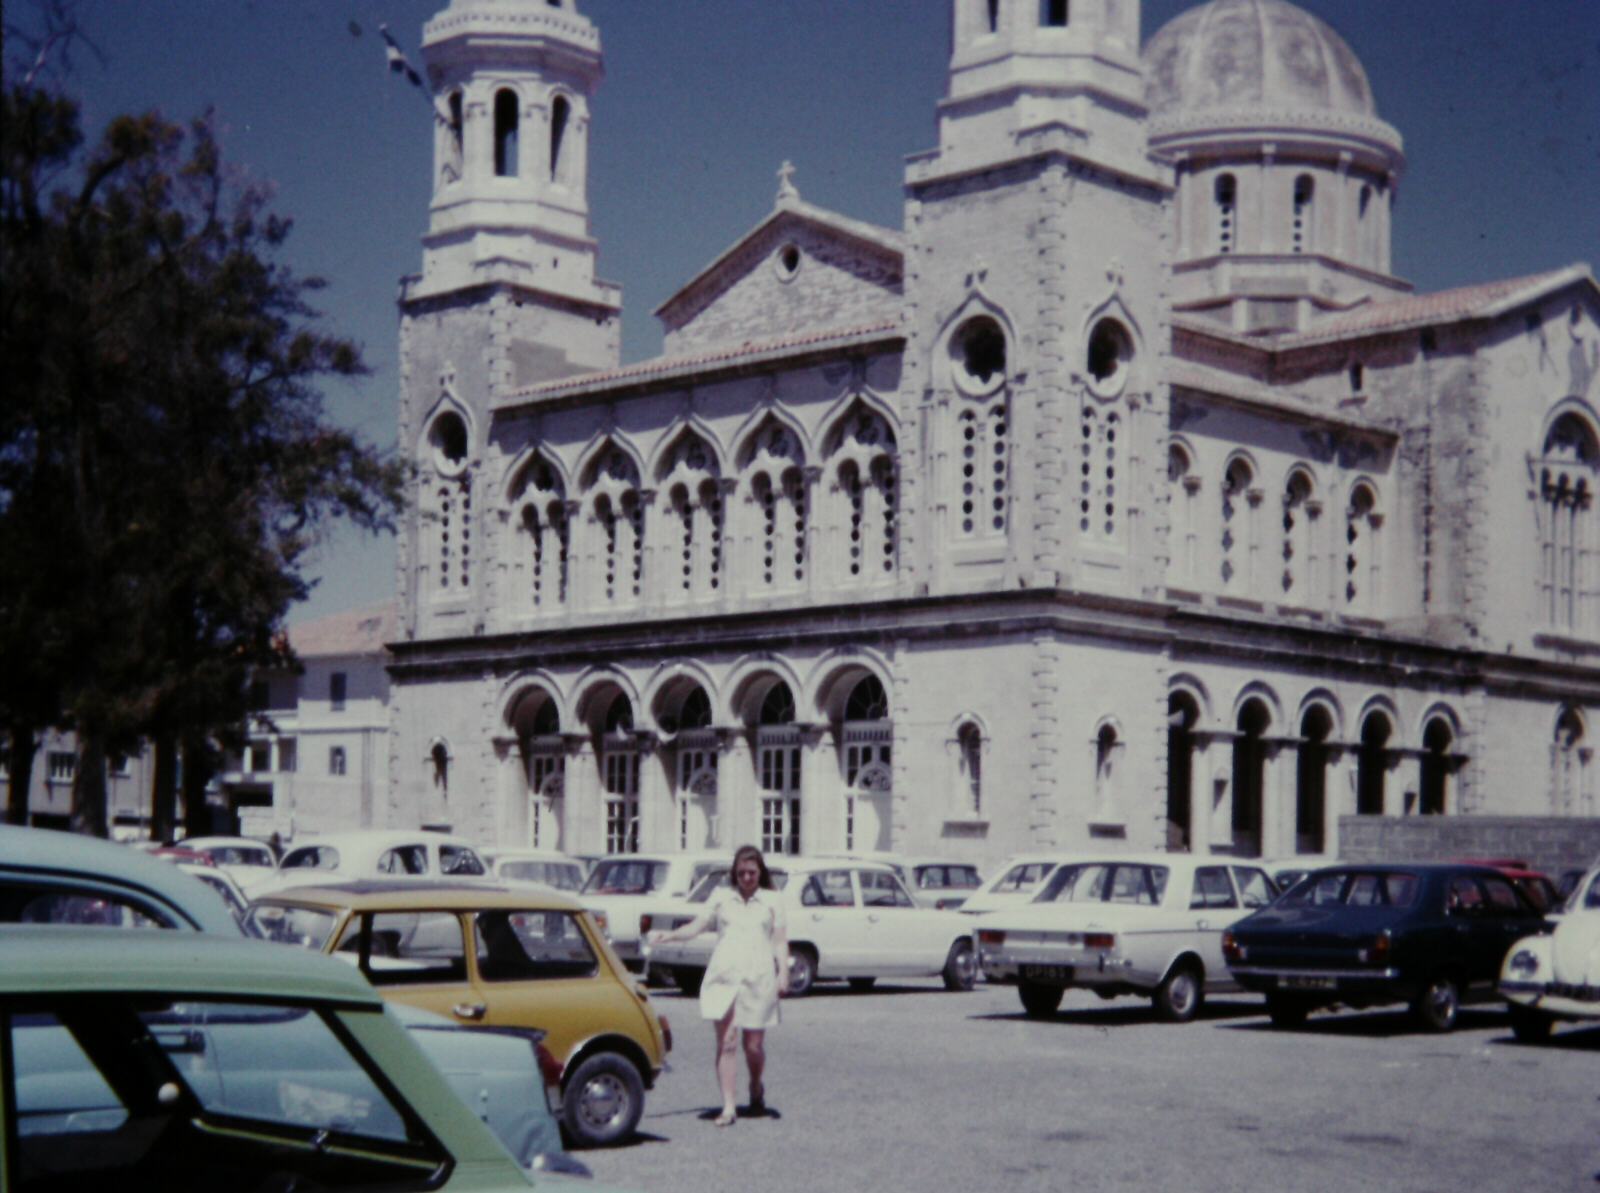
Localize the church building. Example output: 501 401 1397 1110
380 0 1600 871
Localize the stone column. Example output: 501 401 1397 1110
491 734 525 846
798 724 834 856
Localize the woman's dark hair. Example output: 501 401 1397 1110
732 844 774 890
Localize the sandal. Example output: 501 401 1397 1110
713 1110 737 1127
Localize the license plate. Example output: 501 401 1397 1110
1021 964 1074 983
1279 975 1335 990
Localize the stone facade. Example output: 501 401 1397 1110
382 0 1600 873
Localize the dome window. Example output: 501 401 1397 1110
987 0 1000 33
1214 174 1236 254
1086 317 1133 395
1292 175 1314 254
950 315 1007 394
550 95 570 182
494 90 519 177
1041 0 1069 27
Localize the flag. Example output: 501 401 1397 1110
380 24 423 89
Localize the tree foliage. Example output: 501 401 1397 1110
1 71 406 833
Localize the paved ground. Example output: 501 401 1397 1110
581 978 1600 1193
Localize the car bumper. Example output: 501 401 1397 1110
1502 978 1600 1020
1229 965 1403 998
981 946 1139 988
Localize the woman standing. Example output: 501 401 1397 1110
646 844 787 1126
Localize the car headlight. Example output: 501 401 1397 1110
1505 948 1540 977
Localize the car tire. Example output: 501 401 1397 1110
787 946 817 997
672 966 705 997
941 939 977 991
847 977 877 992
1411 973 1460 1033
1507 1004 1553 1043
1153 963 1203 1023
1018 979 1064 1018
1265 995 1310 1028
562 1052 645 1148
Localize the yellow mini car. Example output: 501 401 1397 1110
248 880 670 1147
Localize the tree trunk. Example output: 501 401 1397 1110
180 731 215 837
151 730 178 842
69 732 108 836
5 724 39 825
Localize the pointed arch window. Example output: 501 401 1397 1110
671 687 720 850
1280 469 1317 603
1079 401 1121 542
582 449 644 608
494 89 519 177
1168 444 1198 582
659 433 724 601
1535 413 1599 634
957 722 984 815
514 695 564 850
1220 458 1255 592
756 682 801 856
841 676 892 853
1552 707 1591 815
1345 482 1382 613
600 694 639 854
514 459 568 611
826 407 898 583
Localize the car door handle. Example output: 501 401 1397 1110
452 1002 487 1021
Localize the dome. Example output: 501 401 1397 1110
1144 0 1376 123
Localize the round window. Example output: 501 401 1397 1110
950 315 1007 395
774 242 802 281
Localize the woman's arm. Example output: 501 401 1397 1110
647 905 714 945
770 902 789 995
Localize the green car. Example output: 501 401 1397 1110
1 925 639 1192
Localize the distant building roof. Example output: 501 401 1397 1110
287 599 396 658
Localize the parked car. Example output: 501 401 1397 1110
246 879 671 1147
643 857 977 996
959 853 1088 915
977 854 1277 1022
174 861 254 931
1500 863 1600 1041
579 850 728 974
817 853 984 909
263 830 491 893
175 833 281 893
0 824 240 934
483 846 587 892
1262 854 1343 893
1224 862 1548 1031
1455 857 1562 913
1 926 643 1191
1555 868 1587 901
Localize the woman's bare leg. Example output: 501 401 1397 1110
742 1029 766 1108
712 1008 739 1123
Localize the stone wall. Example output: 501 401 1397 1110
1338 813 1600 879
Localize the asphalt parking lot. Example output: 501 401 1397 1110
583 978 1600 1193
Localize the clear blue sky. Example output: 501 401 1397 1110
47 0 1600 623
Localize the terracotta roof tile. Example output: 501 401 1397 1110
1286 266 1587 344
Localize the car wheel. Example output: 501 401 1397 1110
672 966 705 997
562 1052 645 1148
1153 963 1202 1023
942 939 977 991
1411 974 1460 1033
1018 978 1064 1018
847 977 877 992
1265 995 1311 1028
1507 1004 1553 1043
786 946 817 997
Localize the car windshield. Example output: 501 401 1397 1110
916 865 981 889
1566 870 1600 913
246 903 343 949
499 860 583 890
1280 870 1420 908
992 862 1055 893
1035 863 1169 905
582 859 670 895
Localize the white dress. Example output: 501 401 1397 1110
698 887 785 1029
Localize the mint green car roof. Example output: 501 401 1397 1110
0 926 385 1006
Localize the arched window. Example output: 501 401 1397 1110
1166 692 1199 850
443 91 464 186
825 406 897 582
1345 482 1381 612
1093 723 1121 823
1356 712 1390 815
427 410 471 596
957 722 984 815
550 94 570 183
739 419 807 593
513 459 568 612
756 682 801 855
1221 458 1255 592
671 687 719 850
1214 174 1237 254
1041 0 1069 27
1079 401 1122 542
1232 699 1269 856
1535 413 1599 634
513 693 563 849
658 432 723 601
1292 174 1314 253
1551 707 1589 815
987 0 1001 33
494 89 519 177
1168 445 1198 583
582 448 644 608
948 316 1008 541
1281 469 1316 603
599 694 639 854
1418 718 1452 815
1296 707 1332 854
841 676 892 852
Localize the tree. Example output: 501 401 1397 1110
1 73 406 834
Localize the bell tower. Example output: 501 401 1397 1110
397 0 619 642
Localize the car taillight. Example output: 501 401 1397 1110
977 929 1005 946
1222 930 1244 964
659 1014 673 1054
534 1039 565 1089
639 914 653 933
592 910 609 936
1359 929 1391 965
1084 932 1115 950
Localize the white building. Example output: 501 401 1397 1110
381 0 1600 871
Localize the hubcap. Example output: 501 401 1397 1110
1171 973 1196 1013
578 1073 627 1128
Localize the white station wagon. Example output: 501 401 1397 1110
1500 862 1600 1041
641 858 977 996
978 853 1277 1021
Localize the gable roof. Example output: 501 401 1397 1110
653 192 904 326
287 598 397 658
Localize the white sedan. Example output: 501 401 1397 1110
641 858 976 996
578 851 728 974
977 854 1277 1022
259 830 490 893
1500 863 1600 1041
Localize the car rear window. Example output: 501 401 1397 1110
354 912 467 985
475 909 598 981
1038 863 1168 906
1282 870 1418 908
282 846 339 870
1 882 174 930
993 862 1053 892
